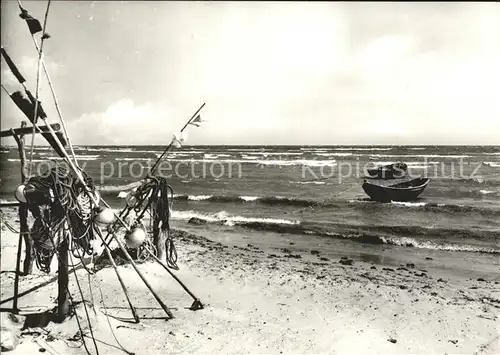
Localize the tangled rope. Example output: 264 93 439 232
126 176 178 268
25 163 99 273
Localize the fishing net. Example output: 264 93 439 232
26 164 99 273
125 176 178 269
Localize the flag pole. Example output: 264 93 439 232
17 0 79 167
149 102 206 176
27 0 52 177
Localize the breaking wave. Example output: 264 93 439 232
175 210 499 254
164 194 500 216
171 210 299 226
97 181 143 192
483 162 500 168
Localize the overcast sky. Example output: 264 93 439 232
1 1 499 146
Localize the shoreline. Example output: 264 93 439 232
0 207 499 354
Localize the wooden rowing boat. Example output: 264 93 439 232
365 162 408 180
362 177 430 202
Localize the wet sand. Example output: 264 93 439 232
0 207 499 354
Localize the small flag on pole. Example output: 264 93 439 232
172 136 182 148
189 114 205 127
19 7 43 35
171 131 187 148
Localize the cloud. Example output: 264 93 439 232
2 1 499 145
67 99 185 145
1 55 61 86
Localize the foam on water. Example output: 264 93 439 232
171 210 300 226
483 162 500 167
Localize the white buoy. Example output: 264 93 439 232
95 207 116 225
125 227 146 248
14 184 27 203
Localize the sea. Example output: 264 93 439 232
1 145 499 276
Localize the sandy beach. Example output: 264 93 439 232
1 206 498 355
1 0 500 353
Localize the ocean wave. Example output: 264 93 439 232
171 210 299 226
237 152 303 156
483 161 500 168
7 158 47 163
338 147 392 151
300 148 330 151
381 236 499 254
30 147 52 151
369 161 440 167
54 155 101 161
300 147 393 152
154 158 337 167
435 177 486 185
315 153 353 157
241 155 261 160
97 181 143 192
204 154 232 159
257 159 336 167
174 212 499 254
188 195 213 201
349 199 500 216
241 196 259 201
479 189 500 196
7 155 100 162
171 194 319 207
168 193 500 214
391 201 427 207
81 147 136 153
227 148 267 152
369 154 470 159
115 157 153 161
291 181 327 185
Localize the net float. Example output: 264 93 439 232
14 183 54 205
125 227 146 248
94 207 116 225
14 184 27 203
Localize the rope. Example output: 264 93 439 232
97 282 135 355
0 217 29 235
26 163 99 273
68 247 100 355
121 176 177 268
27 0 52 177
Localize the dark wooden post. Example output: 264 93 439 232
56 236 70 322
11 121 33 311
13 122 34 276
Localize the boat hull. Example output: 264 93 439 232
362 178 430 202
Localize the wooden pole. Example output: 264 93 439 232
0 123 60 137
11 121 33 311
144 247 203 310
103 246 140 323
56 236 70 322
93 230 174 319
